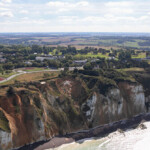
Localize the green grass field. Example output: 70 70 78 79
132 52 146 59
117 67 145 72
74 52 109 58
0 72 17 78
22 67 49 72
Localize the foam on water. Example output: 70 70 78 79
47 121 150 150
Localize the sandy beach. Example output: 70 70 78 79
35 137 74 150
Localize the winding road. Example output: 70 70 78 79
0 69 59 84
0 67 83 84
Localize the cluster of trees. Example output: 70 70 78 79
146 51 150 57
83 55 149 71
118 51 131 60
0 45 58 71
59 45 77 55
0 65 4 74
0 45 55 55
0 44 149 73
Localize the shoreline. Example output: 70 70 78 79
15 113 150 150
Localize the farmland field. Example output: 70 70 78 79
1 33 150 51
74 52 109 58
132 52 146 58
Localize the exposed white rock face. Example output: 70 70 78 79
0 130 12 150
82 88 125 124
130 85 145 114
107 88 124 116
36 120 45 141
47 94 56 106
82 83 146 126
63 81 72 86
82 93 97 122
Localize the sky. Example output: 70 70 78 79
0 0 150 32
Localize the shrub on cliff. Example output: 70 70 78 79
103 69 134 82
0 111 10 132
145 67 150 73
78 70 99 76
6 86 16 96
97 77 117 95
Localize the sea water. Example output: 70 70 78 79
48 121 150 150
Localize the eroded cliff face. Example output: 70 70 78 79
82 82 146 127
0 77 148 150
0 93 46 150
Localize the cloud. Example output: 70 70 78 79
0 11 13 17
0 2 4 6
47 1 89 9
0 0 12 7
107 7 133 14
0 0 13 18
0 7 10 11
1 0 12 3
45 1 90 15
138 15 149 21
1 0 150 32
47 1 66 7
59 16 79 24
105 1 133 7
58 13 150 26
105 1 134 15
76 1 89 7
21 17 29 20
20 10 29 14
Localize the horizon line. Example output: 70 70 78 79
0 32 150 34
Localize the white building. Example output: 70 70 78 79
36 56 55 61
73 59 87 65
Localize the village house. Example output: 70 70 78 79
36 56 55 61
73 59 87 66
24 61 33 65
36 55 65 61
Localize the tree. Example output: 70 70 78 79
0 65 4 74
73 68 78 73
64 67 69 72
3 62 14 70
83 62 93 70
118 51 131 60
32 45 43 53
7 86 16 96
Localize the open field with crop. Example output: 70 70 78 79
74 52 109 58
132 52 146 58
118 67 145 72
1 33 150 50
